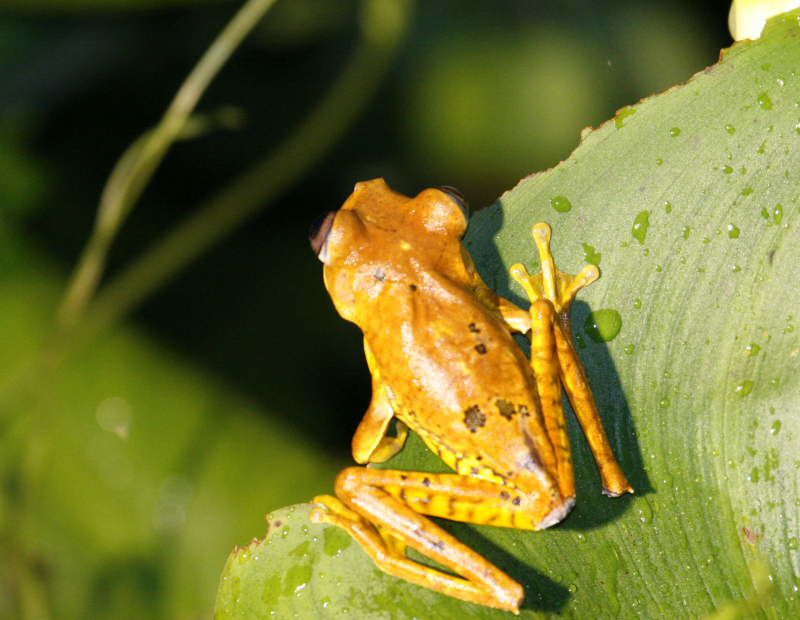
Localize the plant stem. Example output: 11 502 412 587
77 0 411 343
56 0 279 330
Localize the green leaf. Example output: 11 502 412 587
217 11 800 618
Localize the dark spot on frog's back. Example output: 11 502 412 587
409 283 418 291
468 322 480 333
463 405 486 432
495 399 516 420
474 343 487 354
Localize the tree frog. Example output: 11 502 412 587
309 179 632 614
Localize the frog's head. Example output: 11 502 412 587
309 178 469 323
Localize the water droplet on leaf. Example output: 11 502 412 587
632 210 650 244
550 195 572 213
584 309 622 342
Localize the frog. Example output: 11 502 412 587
308 178 632 614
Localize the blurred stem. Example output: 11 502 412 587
56 0 279 330
76 0 411 341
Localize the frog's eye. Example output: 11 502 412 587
309 211 336 260
438 185 470 219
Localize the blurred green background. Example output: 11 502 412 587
0 1 734 618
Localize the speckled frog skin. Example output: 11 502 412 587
309 178 632 614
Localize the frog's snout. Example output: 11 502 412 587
309 211 336 262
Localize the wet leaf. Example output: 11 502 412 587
218 11 800 618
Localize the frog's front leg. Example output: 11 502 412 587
351 339 409 464
312 467 569 614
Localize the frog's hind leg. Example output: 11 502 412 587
312 465 571 614
510 222 633 497
529 298 575 500
311 482 524 613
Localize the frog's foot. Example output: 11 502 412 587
509 222 599 320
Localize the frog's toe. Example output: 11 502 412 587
310 494 360 523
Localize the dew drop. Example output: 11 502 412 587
663 201 673 214
659 397 670 409
582 242 601 267
656 158 664 166
727 224 740 238
741 186 754 196
770 420 782 435
723 165 734 174
745 343 761 356
623 344 635 355
773 204 783 224
631 210 650 244
550 195 572 213
669 127 681 137
734 380 754 397
725 124 736 134
681 226 691 240
757 92 773 110
584 309 622 343
633 298 642 309
637 498 654 524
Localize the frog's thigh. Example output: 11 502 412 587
337 467 568 532
331 467 527 613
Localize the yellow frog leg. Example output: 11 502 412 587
510 222 633 497
553 325 632 496
312 466 570 614
495 295 532 333
465 248 532 334
351 340 409 464
529 298 575 500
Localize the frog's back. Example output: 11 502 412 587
365 265 554 489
